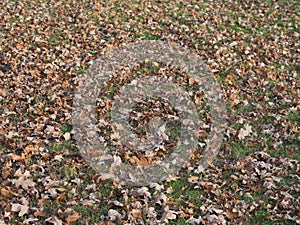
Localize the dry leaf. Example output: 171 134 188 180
65 212 81 224
45 216 63 225
11 203 29 217
24 144 39 155
1 188 17 198
131 209 142 218
1 167 11 179
12 176 36 191
108 209 122 220
237 124 252 140
188 176 199 183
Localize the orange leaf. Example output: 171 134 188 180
55 192 66 203
65 212 81 224
10 153 26 161
34 210 47 217
188 176 199 183
132 209 142 218
1 167 11 179
130 156 152 167
1 188 17 197
24 144 39 155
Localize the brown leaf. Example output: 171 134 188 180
131 209 142 218
34 210 47 217
1 167 11 179
188 176 199 183
237 124 252 140
0 188 17 197
11 203 29 217
65 212 81 224
226 210 238 220
24 144 39 155
12 176 36 191
9 153 26 161
54 192 67 203
129 156 152 166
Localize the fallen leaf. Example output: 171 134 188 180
188 176 199 183
12 176 36 191
11 203 29 217
131 209 142 218
65 212 81 224
108 209 122 220
237 124 252 140
1 188 17 197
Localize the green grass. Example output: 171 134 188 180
227 23 252 34
240 188 298 225
230 141 260 158
74 180 124 224
0 144 6 154
163 174 205 224
46 140 75 152
132 32 161 40
166 120 181 140
60 123 72 133
48 35 59 43
73 204 110 224
269 141 299 160
234 102 255 114
10 217 25 224
248 209 272 224
288 111 299 125
248 212 297 225
1 0 299 224
279 174 299 189
76 66 86 75
166 217 187 225
165 174 204 207
8 17 19 23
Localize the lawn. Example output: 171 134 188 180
0 0 299 224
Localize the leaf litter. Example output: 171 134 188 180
0 0 299 224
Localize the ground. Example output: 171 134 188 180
0 0 299 224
